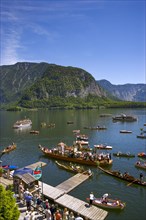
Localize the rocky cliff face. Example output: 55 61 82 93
0 62 106 104
97 80 146 102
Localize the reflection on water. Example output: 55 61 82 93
13 126 32 133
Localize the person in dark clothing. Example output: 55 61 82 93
140 173 143 183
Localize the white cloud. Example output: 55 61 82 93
0 29 22 65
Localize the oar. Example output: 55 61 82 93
127 179 137 186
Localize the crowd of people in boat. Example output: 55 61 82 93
39 144 112 162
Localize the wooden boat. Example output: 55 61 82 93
38 145 113 166
113 152 135 158
137 134 146 139
99 114 112 117
76 134 89 141
1 143 16 155
83 126 107 130
13 119 32 128
73 130 80 134
112 114 137 122
86 197 125 210
67 121 74 124
90 126 107 130
98 166 146 186
30 130 39 134
75 140 89 145
138 152 146 159
135 161 146 170
94 144 112 150
120 130 132 134
55 161 92 176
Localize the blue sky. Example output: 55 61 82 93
0 0 145 84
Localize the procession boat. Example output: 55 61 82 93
1 143 16 155
135 162 146 170
13 119 32 129
112 114 137 122
55 161 92 176
113 152 135 158
86 197 125 210
38 145 113 166
94 144 112 150
98 166 146 186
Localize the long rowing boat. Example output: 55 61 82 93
38 145 113 166
1 143 16 155
135 162 146 170
113 152 135 158
98 166 146 186
55 161 92 176
94 144 112 150
86 197 125 210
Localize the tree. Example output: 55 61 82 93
0 185 20 220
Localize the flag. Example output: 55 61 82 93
33 165 42 180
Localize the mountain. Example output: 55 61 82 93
0 62 108 108
97 80 146 102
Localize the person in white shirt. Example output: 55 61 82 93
89 192 94 206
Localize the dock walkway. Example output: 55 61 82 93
56 173 90 193
39 173 108 220
56 194 108 220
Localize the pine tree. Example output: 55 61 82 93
0 185 20 220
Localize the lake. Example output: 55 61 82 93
0 108 146 220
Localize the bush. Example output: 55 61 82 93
0 185 20 220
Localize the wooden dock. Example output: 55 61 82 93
25 161 47 170
56 194 108 220
56 173 90 193
39 173 108 220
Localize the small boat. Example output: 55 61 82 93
112 113 137 122
98 166 146 186
75 140 89 145
90 126 107 130
13 118 32 129
94 144 112 150
99 114 112 117
76 134 89 141
55 161 92 176
1 143 16 155
73 130 80 134
137 134 146 139
38 145 113 166
30 130 39 134
113 152 135 158
120 130 132 134
67 121 74 124
86 197 125 210
135 161 146 170
84 126 107 130
138 152 146 159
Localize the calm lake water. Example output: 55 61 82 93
0 108 146 220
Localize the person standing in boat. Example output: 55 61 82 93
89 192 94 207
